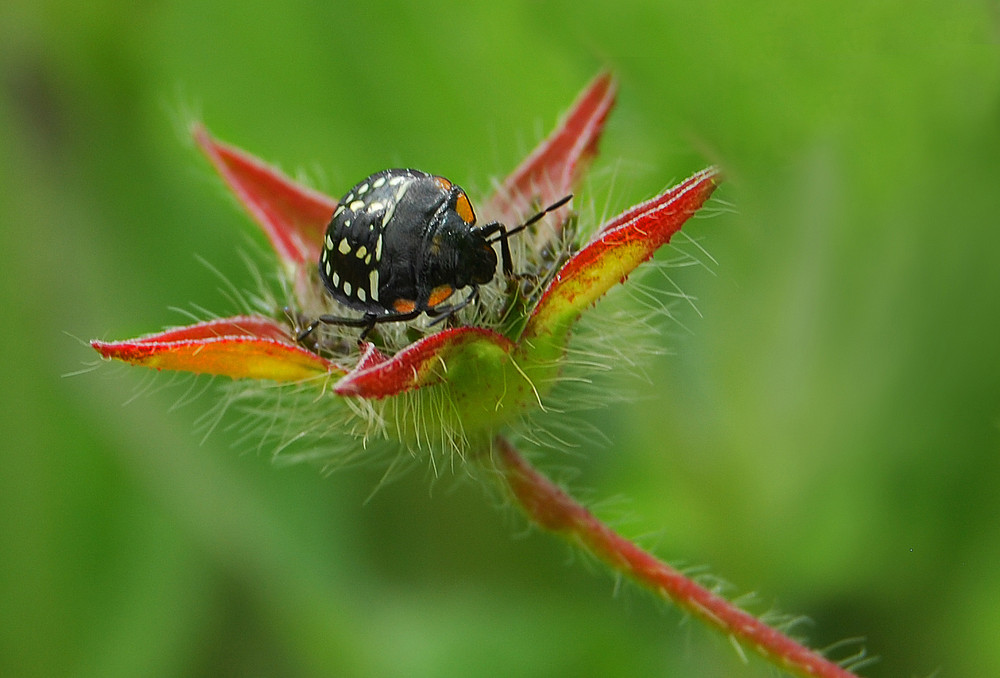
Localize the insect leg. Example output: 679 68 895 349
478 221 513 276
427 287 480 326
484 194 574 275
296 309 424 343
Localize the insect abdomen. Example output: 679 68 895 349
319 169 428 313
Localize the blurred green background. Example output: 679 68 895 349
3 1 999 676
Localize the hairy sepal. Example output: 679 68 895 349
521 167 722 355
193 124 336 267
486 71 617 227
92 315 340 382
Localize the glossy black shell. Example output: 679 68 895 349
318 169 496 316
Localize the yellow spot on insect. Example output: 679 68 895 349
325 234 333 250
357 287 366 302
358 182 369 195
367 201 384 214
344 281 352 296
372 176 386 189
332 271 340 287
355 245 367 259
349 200 365 211
369 269 379 301
338 238 352 255
375 233 383 261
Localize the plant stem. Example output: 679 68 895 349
494 436 863 678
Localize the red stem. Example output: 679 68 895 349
495 436 863 678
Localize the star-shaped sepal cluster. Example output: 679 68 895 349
92 72 720 448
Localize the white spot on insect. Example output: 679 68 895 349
349 200 365 212
332 271 340 287
338 238 352 255
365 253 372 265
343 280 352 296
357 182 369 195
325 234 333 250
343 219 351 228
357 287 366 302
388 175 406 186
324 260 331 276
366 201 384 214
334 205 345 217
355 245 367 259
372 176 386 189
374 233 383 262
382 180 409 227
369 269 379 301
345 193 354 203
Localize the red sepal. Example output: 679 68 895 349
523 167 721 342
193 124 337 266
92 315 341 382
335 327 514 398
486 71 617 225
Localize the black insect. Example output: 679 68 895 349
297 168 570 341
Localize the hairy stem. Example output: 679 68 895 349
494 436 863 678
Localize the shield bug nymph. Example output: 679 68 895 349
298 168 570 341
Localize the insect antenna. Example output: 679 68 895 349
486 194 573 244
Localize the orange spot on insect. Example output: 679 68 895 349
393 299 417 314
433 176 452 191
454 192 476 224
427 285 454 307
